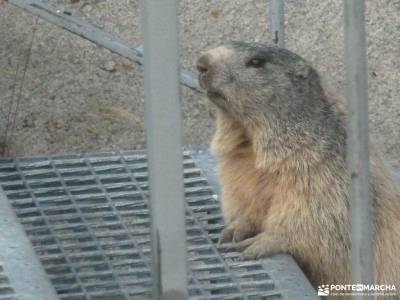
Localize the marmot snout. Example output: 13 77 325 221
198 42 400 299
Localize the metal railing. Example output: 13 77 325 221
7 0 201 93
269 0 285 48
344 1 373 295
6 0 374 299
139 1 187 299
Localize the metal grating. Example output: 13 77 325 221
0 150 316 300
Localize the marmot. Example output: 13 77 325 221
197 42 400 299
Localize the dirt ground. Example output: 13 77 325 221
0 0 399 168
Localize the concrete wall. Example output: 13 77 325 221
0 0 399 167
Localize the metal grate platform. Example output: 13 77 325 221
0 150 318 300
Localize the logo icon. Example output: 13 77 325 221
355 284 364 292
318 285 330 296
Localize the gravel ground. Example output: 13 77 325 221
0 0 399 167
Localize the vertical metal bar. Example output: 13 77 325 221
269 0 285 47
139 1 188 300
343 0 374 297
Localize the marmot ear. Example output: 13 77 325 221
294 61 312 79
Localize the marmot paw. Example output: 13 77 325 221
218 220 255 244
228 233 284 260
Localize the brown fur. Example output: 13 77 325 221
198 42 400 299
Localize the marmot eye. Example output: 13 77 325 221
246 57 266 68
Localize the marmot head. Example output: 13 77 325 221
198 42 345 169
197 42 327 124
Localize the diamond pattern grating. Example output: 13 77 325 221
0 150 310 300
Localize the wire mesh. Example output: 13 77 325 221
0 150 290 300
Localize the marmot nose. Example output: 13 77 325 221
197 54 211 74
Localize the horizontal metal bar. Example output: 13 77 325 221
7 0 201 92
343 0 374 294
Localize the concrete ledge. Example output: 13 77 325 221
0 187 59 300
